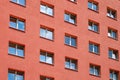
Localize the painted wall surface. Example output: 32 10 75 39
0 0 120 80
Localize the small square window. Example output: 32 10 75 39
8 69 24 80
40 27 54 40
90 64 100 76
10 16 25 31
88 20 99 32
107 8 117 19
89 42 99 54
40 76 54 80
109 49 118 60
108 28 117 39
64 12 76 24
110 70 119 80
8 42 24 57
65 57 77 70
10 0 26 6
65 34 77 47
40 3 54 16
40 51 54 65
88 1 98 11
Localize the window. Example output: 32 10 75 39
108 28 117 39
40 51 54 64
40 27 53 40
8 42 24 57
88 1 98 11
10 16 25 31
109 49 118 60
10 0 25 6
65 58 77 70
8 69 24 80
88 20 99 32
40 4 54 16
107 8 117 19
110 70 118 80
40 76 54 80
90 64 100 76
89 42 99 54
65 35 77 47
64 13 76 24
69 0 76 3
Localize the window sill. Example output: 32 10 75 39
88 29 99 34
40 12 54 18
88 8 99 13
40 36 54 42
107 16 117 21
65 67 78 72
64 44 77 49
64 21 77 26
10 1 26 7
89 74 101 78
108 36 118 41
39 61 54 66
8 53 25 59
109 57 119 61
89 51 100 56
9 27 25 33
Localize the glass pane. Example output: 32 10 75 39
17 49 24 57
47 7 53 16
65 59 70 68
40 53 46 62
11 0 17 3
93 24 98 32
65 36 70 45
109 50 113 58
70 62 76 70
40 5 46 13
18 20 25 31
64 14 69 22
89 44 93 52
112 32 116 38
8 73 15 80
90 67 94 74
93 4 97 11
10 17 17 28
70 15 75 24
40 28 46 38
95 68 99 76
18 0 25 5
113 73 117 80
88 2 92 9
46 56 53 64
9 47 16 55
71 38 76 47
110 72 113 79
46 31 53 40
16 74 24 80
94 45 98 53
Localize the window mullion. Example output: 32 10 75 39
70 37 72 45
16 44 18 55
16 19 19 29
45 52 47 62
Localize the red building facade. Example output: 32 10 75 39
0 0 120 80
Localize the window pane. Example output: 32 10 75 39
18 20 25 31
89 44 93 52
40 5 46 13
9 47 16 55
46 31 53 40
65 36 70 45
93 4 97 11
40 53 46 62
10 17 17 28
88 2 92 9
64 14 69 22
47 7 53 16
40 28 46 38
19 0 25 5
46 56 53 64
113 73 117 80
109 50 113 58
17 49 24 57
65 59 70 68
95 68 99 76
90 67 94 74
71 38 76 46
110 72 113 79
70 61 76 70
8 73 15 80
112 32 116 38
93 24 98 32
16 74 24 80
94 45 98 53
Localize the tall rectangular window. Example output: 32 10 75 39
88 20 99 32
89 42 99 54
40 4 54 16
109 49 118 60
110 70 118 80
10 0 25 6
40 51 54 65
10 16 25 31
88 1 98 11
40 76 54 80
90 64 100 76
8 69 24 80
64 13 76 24
108 28 117 39
107 8 117 19
65 35 77 47
8 42 24 57
40 27 53 40
65 58 77 70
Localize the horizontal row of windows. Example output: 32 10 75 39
8 68 119 80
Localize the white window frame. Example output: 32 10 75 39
110 71 118 80
90 65 100 76
65 36 76 47
88 1 98 11
89 43 99 53
108 29 117 39
88 21 98 32
107 9 116 19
